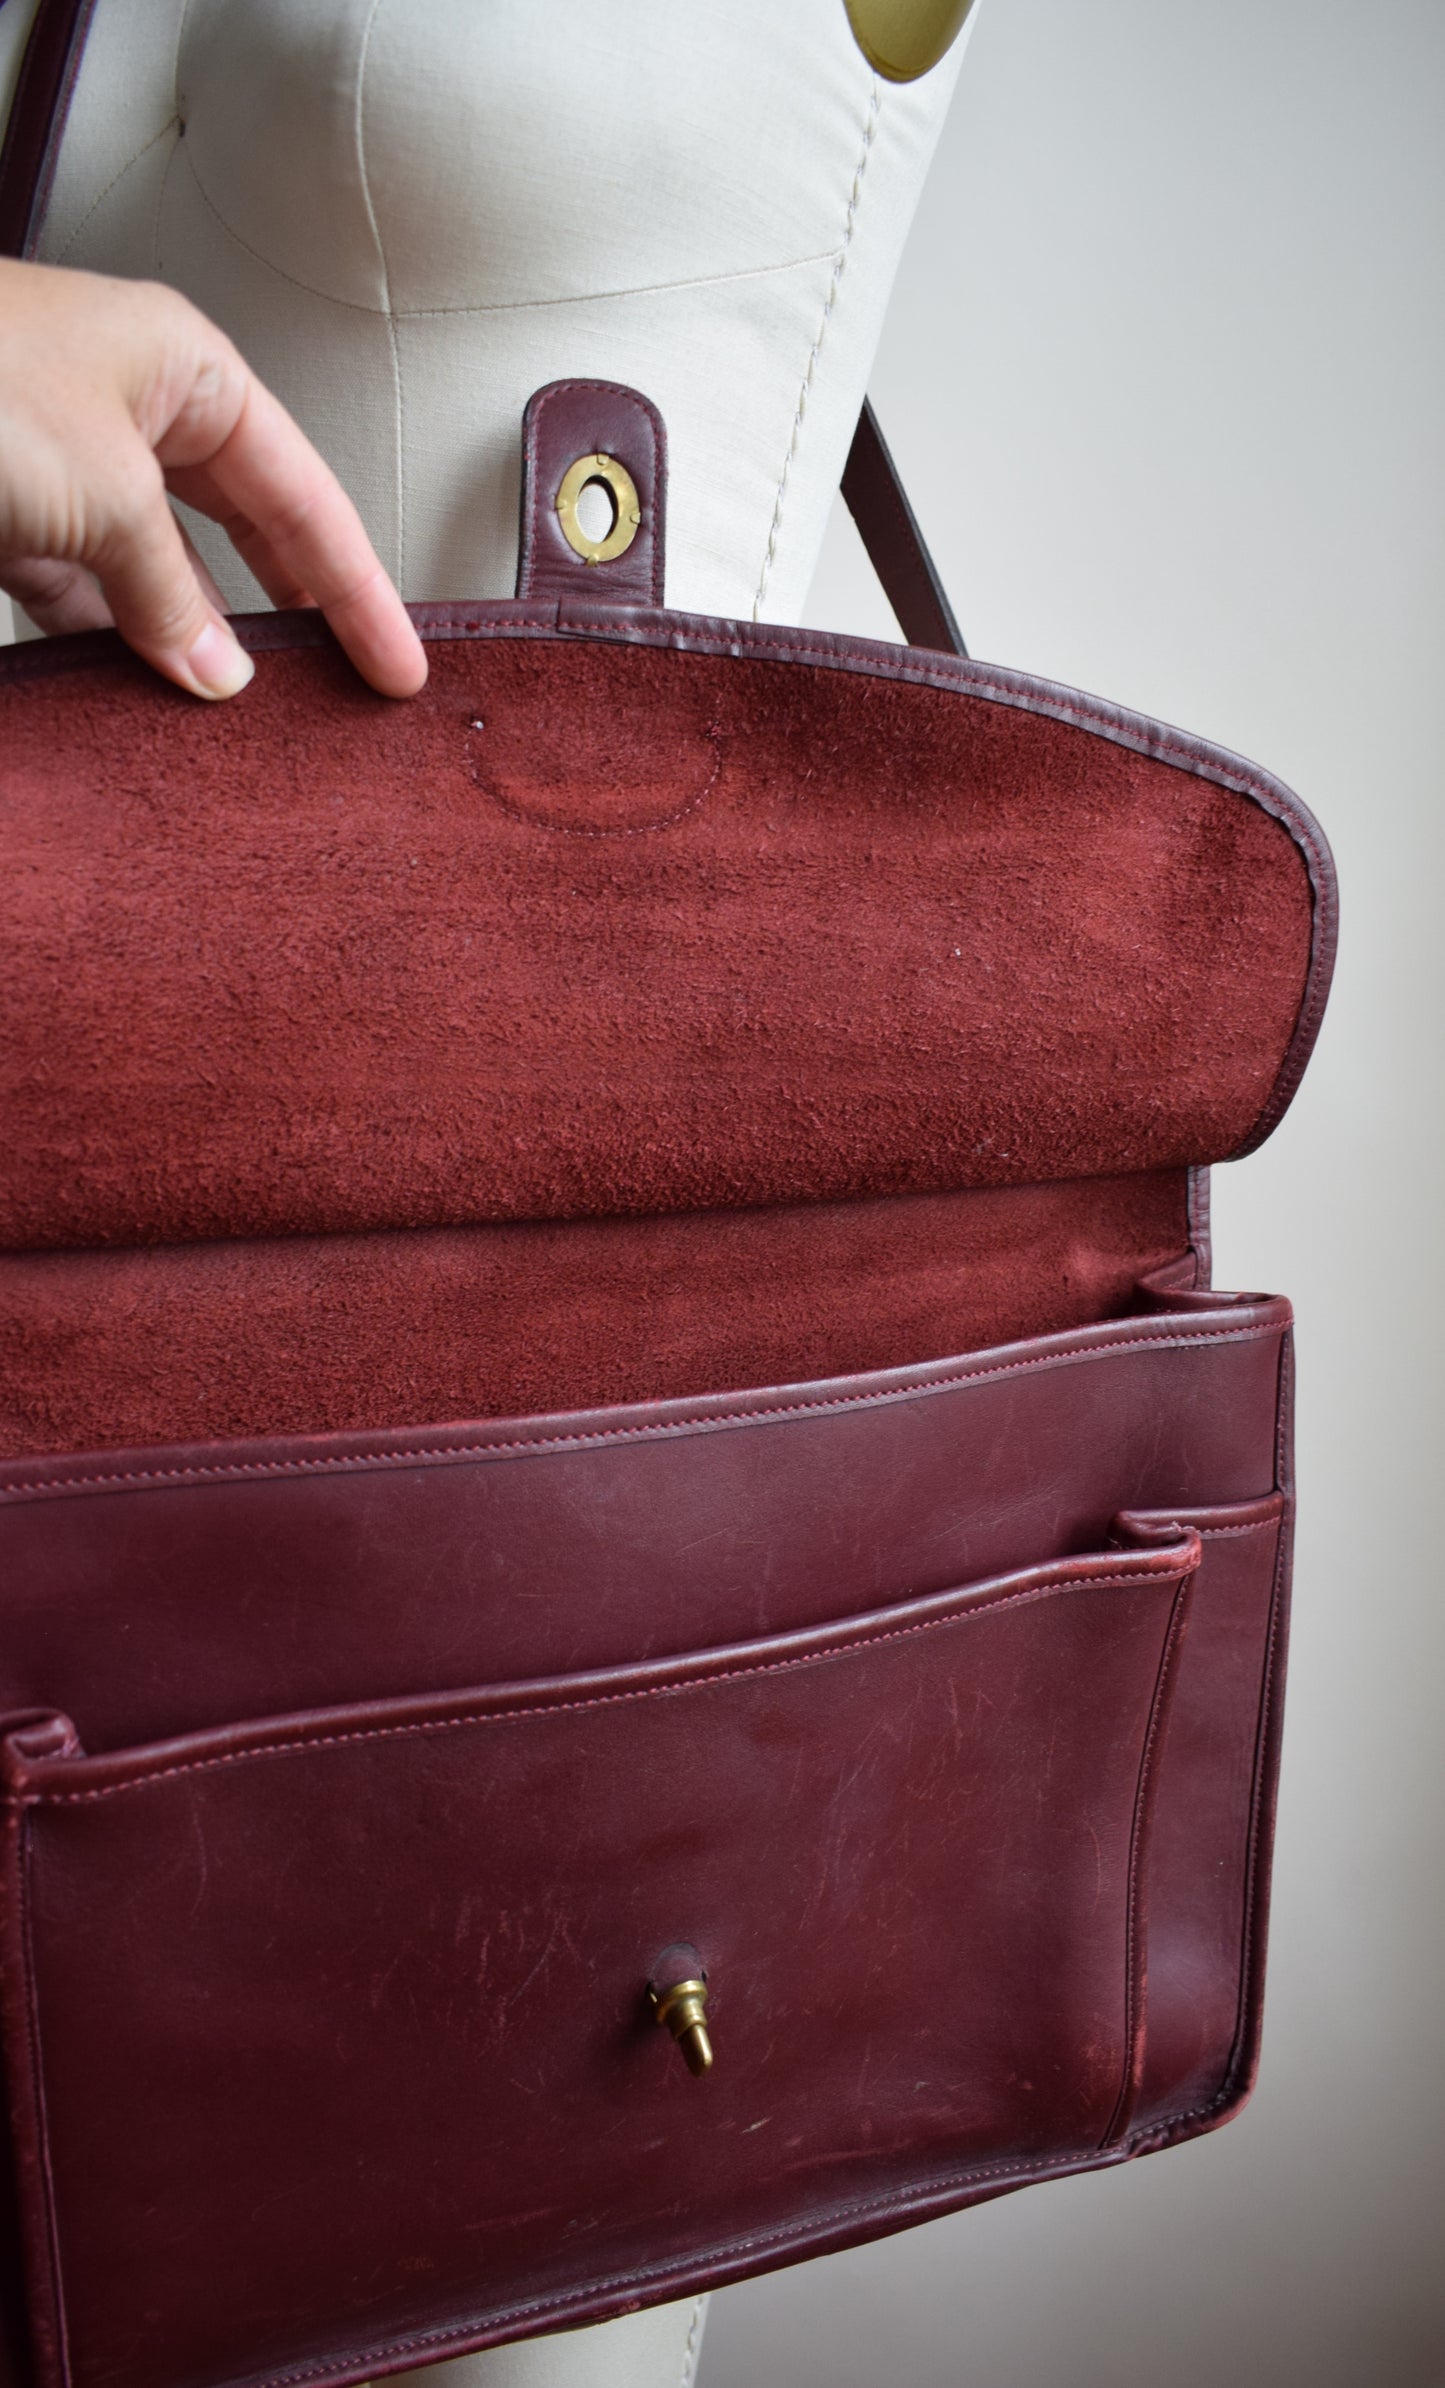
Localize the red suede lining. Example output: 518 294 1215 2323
0 638 1313 1252
0 1173 1188 1458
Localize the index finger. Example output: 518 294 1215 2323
163 377 427 699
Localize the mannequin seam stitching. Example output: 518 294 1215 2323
354 0 404 592
153 0 194 272
678 2295 708 2388
47 116 177 265
146 0 193 273
396 251 841 318
148 128 179 273
149 0 194 273
148 150 840 320
752 77 882 620
177 143 356 306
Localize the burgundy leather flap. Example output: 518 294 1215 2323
0 1529 1193 2388
0 617 1333 1253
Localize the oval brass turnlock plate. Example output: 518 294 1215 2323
648 1948 713 2076
555 452 642 565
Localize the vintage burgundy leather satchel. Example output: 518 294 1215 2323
0 22 1336 2388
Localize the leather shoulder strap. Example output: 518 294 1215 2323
0 0 93 260
0 0 967 656
841 399 967 657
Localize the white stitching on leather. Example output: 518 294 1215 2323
752 77 882 620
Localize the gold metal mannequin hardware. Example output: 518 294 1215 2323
845 0 975 82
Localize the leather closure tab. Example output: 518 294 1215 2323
516 380 668 609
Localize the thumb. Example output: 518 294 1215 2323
91 457 254 700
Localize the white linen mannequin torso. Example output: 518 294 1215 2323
3 0 969 624
0 4 973 2378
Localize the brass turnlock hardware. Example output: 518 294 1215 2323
555 452 642 565
648 1946 713 2076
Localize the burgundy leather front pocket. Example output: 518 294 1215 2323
0 1527 1194 2388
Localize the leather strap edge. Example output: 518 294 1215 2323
842 399 967 657
0 0 94 260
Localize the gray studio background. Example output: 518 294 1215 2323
703 2 1445 2383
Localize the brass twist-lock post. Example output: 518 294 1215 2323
647 1944 713 2077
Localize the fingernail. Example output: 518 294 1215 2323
183 620 254 699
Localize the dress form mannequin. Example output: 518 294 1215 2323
2 0 972 622
0 3 976 2379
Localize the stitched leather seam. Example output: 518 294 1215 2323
520 383 666 606
1275 1330 1293 1498
473 738 721 836
443 614 1334 1157
1101 1573 1193 2150
538 620 1334 923
10 1557 1245 2388
1224 1480 1290 2090
16 1558 1192 1804
473 613 1335 1019
0 605 1332 870
1 2026 1246 2388
1195 1518 1280 1540
0 617 1331 1222
196 2086 1242 2387
518 395 541 591
14 1828 70 2387
0 1318 1281 1501
572 379 663 607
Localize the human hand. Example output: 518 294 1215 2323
0 259 426 699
